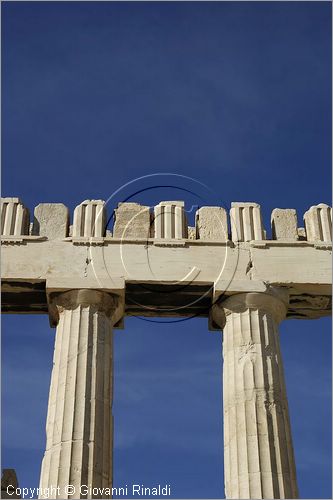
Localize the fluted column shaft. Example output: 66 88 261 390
216 291 298 499
39 290 118 499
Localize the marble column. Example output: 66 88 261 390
39 290 118 499
213 291 299 499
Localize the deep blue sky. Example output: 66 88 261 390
2 2 332 499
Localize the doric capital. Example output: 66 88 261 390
211 288 289 329
49 289 120 325
222 288 289 324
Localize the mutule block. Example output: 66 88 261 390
1 197 30 236
271 208 298 240
230 202 265 242
113 202 151 239
304 203 332 243
195 206 228 241
32 203 69 239
72 200 106 237
154 201 188 239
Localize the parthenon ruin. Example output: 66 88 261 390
1 197 332 499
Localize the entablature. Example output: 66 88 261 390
1 198 331 323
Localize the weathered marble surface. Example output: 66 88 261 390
196 206 228 241
39 290 117 499
32 203 69 239
1 198 331 500
271 208 298 241
213 291 299 499
113 202 151 239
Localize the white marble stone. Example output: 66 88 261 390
1 197 331 500
213 291 299 499
32 203 69 239
297 227 306 240
271 209 298 241
39 290 119 499
154 201 188 239
73 200 106 238
1 197 29 236
195 206 228 241
304 203 332 242
2 228 331 320
230 202 265 242
187 226 196 240
113 202 151 239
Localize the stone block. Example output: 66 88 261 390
1 197 29 236
73 200 106 237
154 201 188 239
113 202 151 239
230 202 265 242
195 206 228 241
32 203 69 239
271 208 298 240
304 203 332 242
297 227 306 240
188 226 196 240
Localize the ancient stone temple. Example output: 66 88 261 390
1 198 332 499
